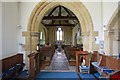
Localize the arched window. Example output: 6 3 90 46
40 32 43 39
57 27 63 41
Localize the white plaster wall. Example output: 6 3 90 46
2 2 18 59
17 2 37 52
83 2 103 42
82 2 118 52
103 2 118 26
0 2 2 59
0 2 2 72
83 2 102 31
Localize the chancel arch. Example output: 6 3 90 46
23 0 98 53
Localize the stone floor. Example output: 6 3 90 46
50 49 69 70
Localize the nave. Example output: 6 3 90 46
1 1 120 80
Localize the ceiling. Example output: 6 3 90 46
41 6 79 27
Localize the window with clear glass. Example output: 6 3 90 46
57 27 63 41
40 32 43 39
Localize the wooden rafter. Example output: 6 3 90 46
62 6 78 25
43 16 78 20
42 6 79 27
62 6 73 16
44 24 75 26
59 6 62 16
48 6 58 16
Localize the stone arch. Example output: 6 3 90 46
106 8 119 30
24 1 97 53
104 7 120 55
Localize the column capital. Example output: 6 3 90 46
92 31 98 36
22 31 30 37
81 31 90 36
22 31 40 37
104 29 114 33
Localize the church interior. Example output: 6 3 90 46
0 0 120 80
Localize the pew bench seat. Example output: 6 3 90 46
91 62 119 80
17 70 29 80
1 54 29 80
1 63 25 80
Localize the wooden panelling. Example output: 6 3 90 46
91 51 98 62
99 54 107 67
106 56 120 71
91 52 120 71
76 51 89 72
39 46 55 60
64 47 77 60
2 54 23 72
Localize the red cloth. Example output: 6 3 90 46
111 71 120 80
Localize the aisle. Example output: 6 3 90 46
50 49 69 70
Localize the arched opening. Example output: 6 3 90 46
23 1 96 53
104 7 120 56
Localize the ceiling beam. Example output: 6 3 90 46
62 6 73 16
62 6 78 25
43 16 78 20
59 6 62 16
48 6 58 16
43 24 76 27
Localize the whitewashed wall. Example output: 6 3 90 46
83 2 118 41
103 2 118 27
17 2 37 52
2 2 18 59
0 2 2 59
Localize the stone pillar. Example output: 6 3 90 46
82 32 90 51
104 30 109 55
82 31 98 51
113 29 120 56
91 31 99 51
104 29 114 55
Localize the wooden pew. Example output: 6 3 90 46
91 52 120 80
1 54 25 80
28 52 40 80
106 56 120 71
91 52 120 71
2 54 23 72
64 46 77 60
39 46 55 61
